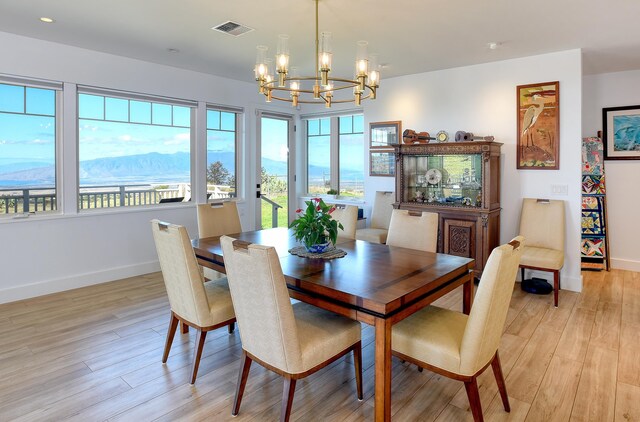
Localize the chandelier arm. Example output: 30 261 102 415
264 90 373 104
266 76 373 92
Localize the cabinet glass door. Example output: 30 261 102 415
403 154 483 207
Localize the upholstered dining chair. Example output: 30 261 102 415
197 202 242 281
329 204 358 240
150 219 236 384
355 191 395 244
518 198 565 307
386 209 439 252
392 236 524 422
220 235 363 422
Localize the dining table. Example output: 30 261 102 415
192 227 475 422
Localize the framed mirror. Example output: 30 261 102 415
370 121 402 149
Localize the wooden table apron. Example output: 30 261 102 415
192 227 475 422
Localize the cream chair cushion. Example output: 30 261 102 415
151 220 235 328
197 202 242 281
393 306 468 374
520 246 564 270
356 191 394 244
203 278 235 324
370 191 395 230
386 209 438 253
519 198 565 271
329 205 358 240
393 236 524 377
220 236 361 375
354 228 388 244
197 202 242 237
294 302 361 370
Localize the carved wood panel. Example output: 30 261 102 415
443 219 476 259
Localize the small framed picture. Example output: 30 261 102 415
602 105 640 160
370 121 401 148
370 151 395 177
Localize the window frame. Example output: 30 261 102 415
0 76 62 217
205 105 242 201
303 112 365 198
76 86 197 211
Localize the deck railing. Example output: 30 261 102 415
260 194 283 228
0 184 233 214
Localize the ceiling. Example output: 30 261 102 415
1 0 640 84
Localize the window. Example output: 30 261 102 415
0 81 59 215
77 89 194 209
206 108 239 200
305 113 364 198
306 118 331 194
338 115 364 197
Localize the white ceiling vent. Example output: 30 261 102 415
212 21 254 37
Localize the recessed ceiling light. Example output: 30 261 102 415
39 17 55 23
487 42 500 50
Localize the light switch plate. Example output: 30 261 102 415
551 184 568 195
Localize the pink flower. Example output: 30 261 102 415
313 197 321 202
295 208 302 213
316 206 321 211
328 206 336 214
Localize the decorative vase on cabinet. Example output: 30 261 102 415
392 141 502 278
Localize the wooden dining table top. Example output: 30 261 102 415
192 227 474 318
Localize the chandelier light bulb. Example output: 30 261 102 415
276 35 290 87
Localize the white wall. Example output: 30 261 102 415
583 70 640 271
0 31 290 303
0 32 586 302
362 50 584 291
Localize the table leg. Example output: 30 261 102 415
463 270 474 315
374 317 392 422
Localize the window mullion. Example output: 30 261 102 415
330 116 340 192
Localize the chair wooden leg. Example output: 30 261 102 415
554 271 560 308
189 329 207 384
162 313 179 363
228 321 235 334
353 341 363 400
181 321 189 334
491 352 510 412
232 351 252 416
464 377 484 422
281 376 297 422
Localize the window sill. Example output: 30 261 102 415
300 195 365 205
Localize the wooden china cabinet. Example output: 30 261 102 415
393 141 502 278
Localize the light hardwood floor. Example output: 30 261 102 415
1 269 639 421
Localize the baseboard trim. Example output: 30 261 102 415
610 258 640 272
0 260 160 304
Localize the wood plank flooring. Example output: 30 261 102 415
1 269 639 421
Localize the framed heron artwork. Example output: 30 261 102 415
516 81 560 169
602 105 640 160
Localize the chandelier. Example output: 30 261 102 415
253 0 380 108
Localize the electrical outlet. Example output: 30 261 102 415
551 184 568 195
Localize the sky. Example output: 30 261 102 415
1 83 364 180
0 84 55 165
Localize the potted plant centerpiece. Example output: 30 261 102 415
290 198 343 253
326 188 339 199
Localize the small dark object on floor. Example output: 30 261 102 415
521 277 553 295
